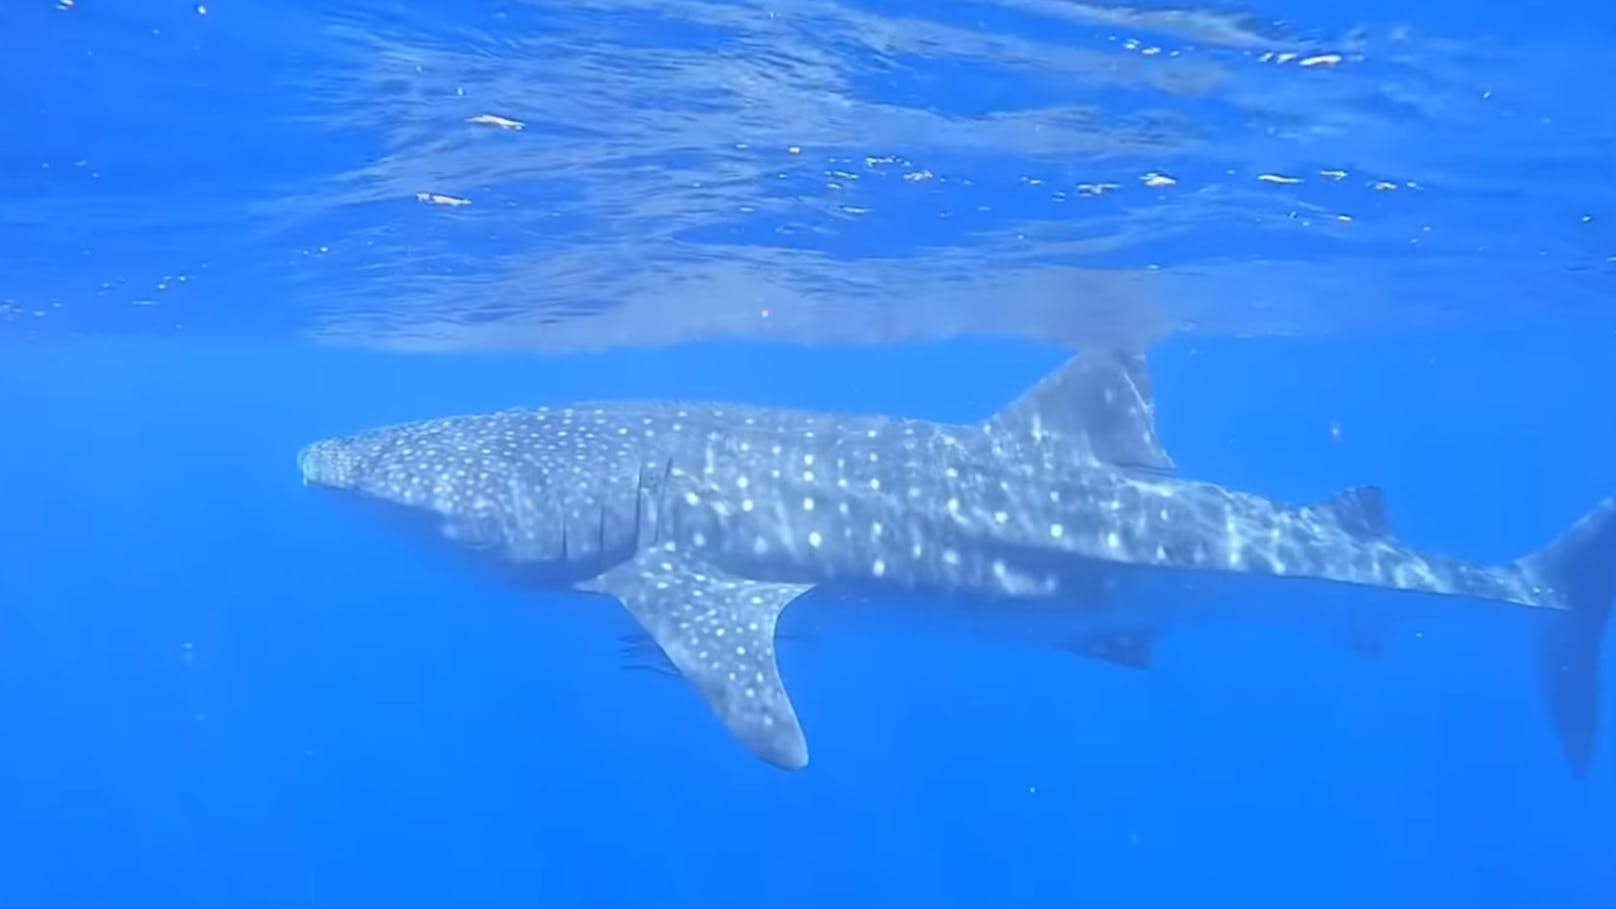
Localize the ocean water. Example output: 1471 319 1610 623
2 1 1613 907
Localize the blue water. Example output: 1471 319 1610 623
3 1 1614 907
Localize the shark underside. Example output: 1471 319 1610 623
298 351 1615 775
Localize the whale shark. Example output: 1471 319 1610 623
297 351 1614 775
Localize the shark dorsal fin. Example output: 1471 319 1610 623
580 548 814 770
988 350 1174 471
1312 486 1389 538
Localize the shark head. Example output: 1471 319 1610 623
297 438 366 490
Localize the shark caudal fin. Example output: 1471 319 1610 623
986 349 1174 471
1515 495 1616 778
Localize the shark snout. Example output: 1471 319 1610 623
297 440 359 489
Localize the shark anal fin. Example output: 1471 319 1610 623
580 551 814 770
989 350 1174 471
1065 628 1158 669
1311 486 1389 538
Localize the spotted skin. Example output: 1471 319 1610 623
299 352 1616 775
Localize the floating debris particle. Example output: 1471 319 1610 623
903 170 934 182
787 146 801 155
1336 214 1353 222
416 192 471 207
1320 169 1347 181
1257 173 1302 184
1372 181 1398 192
466 114 524 130
1141 172 1177 188
1299 54 1342 68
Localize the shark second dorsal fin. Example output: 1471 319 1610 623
988 350 1174 471
579 548 814 770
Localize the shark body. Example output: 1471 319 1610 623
298 352 1615 774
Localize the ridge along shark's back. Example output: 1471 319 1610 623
298 350 1615 777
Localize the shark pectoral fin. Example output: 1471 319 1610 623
580 554 814 770
988 349 1174 471
617 629 815 677
1064 628 1159 669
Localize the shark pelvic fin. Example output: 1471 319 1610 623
1065 628 1159 669
1337 617 1397 658
579 550 814 770
989 349 1174 471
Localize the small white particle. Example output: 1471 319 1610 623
1051 523 1065 538
803 497 815 511
872 558 886 576
808 531 823 548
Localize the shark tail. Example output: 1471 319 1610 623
1515 494 1616 778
